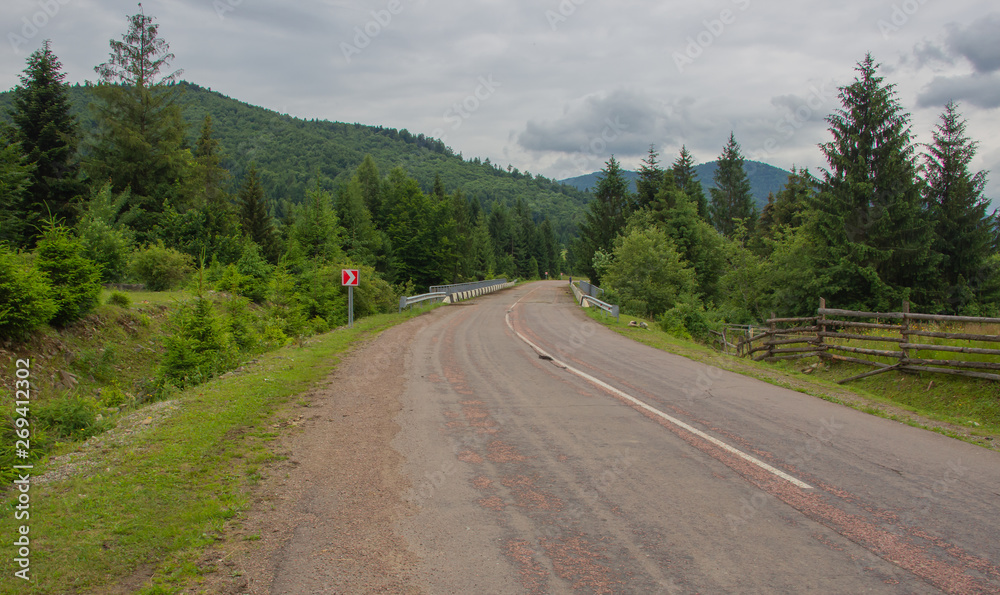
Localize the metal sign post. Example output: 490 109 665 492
342 269 359 328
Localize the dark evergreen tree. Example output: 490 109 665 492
237 164 278 262
86 6 190 241
636 144 664 210
709 133 756 237
0 139 34 247
8 41 84 244
924 101 999 313
355 154 384 226
757 167 815 241
810 54 938 310
335 177 380 267
672 145 709 219
573 155 632 285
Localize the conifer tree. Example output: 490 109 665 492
573 155 632 285
709 133 756 237
758 167 815 240
810 54 938 309
924 101 998 312
0 139 34 247
9 41 84 243
237 165 278 262
87 6 189 241
636 145 664 210
672 145 709 219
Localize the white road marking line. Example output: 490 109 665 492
506 290 813 490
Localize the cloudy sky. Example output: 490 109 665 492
3 0 1000 198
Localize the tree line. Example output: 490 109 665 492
575 54 997 338
0 8 565 343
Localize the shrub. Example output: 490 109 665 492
34 224 103 327
106 290 131 308
37 395 109 440
659 296 718 342
129 242 194 291
160 297 231 388
599 227 697 318
0 247 57 340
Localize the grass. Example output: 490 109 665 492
1 299 440 594
585 307 1000 449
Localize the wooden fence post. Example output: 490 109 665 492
767 311 777 360
901 300 910 368
818 298 827 357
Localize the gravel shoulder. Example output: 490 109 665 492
190 312 443 594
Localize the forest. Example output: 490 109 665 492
575 54 998 340
0 9 569 377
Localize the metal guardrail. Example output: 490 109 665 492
579 280 604 298
430 278 508 295
581 294 619 322
398 292 447 312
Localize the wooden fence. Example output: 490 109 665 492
737 299 1000 384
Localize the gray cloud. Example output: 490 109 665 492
917 73 1000 109
945 12 1000 74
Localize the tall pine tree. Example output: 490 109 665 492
9 41 84 244
573 155 633 286
809 54 938 310
87 6 190 241
924 101 998 313
237 164 278 262
709 133 756 237
636 145 664 210
672 145 709 219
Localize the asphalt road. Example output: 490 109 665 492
392 280 1000 594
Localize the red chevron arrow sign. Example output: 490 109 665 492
342 269 359 286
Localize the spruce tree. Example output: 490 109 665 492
237 165 278 262
87 6 189 241
636 145 664 210
924 101 998 313
810 54 938 309
9 41 84 244
573 155 632 285
709 133 756 237
0 139 34 247
758 167 815 240
672 145 709 219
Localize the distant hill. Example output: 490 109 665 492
0 82 590 243
561 161 792 211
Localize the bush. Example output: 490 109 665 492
37 395 109 440
160 297 231 388
106 291 131 308
598 226 697 318
129 242 194 291
659 296 718 342
0 247 57 340
34 224 103 327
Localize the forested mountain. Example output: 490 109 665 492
561 160 791 212
0 81 590 242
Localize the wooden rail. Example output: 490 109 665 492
736 299 1000 384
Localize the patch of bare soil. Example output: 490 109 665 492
186 316 437 594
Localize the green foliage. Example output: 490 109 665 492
160 297 231 388
809 54 939 311
237 163 279 262
574 156 633 284
0 246 57 340
659 298 717 342
8 41 84 242
34 223 103 326
924 101 999 313
709 133 757 237
86 8 189 241
106 291 132 308
596 225 697 318
0 138 34 247
289 181 344 263
672 145 709 219
129 242 194 291
37 395 110 440
76 182 135 282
